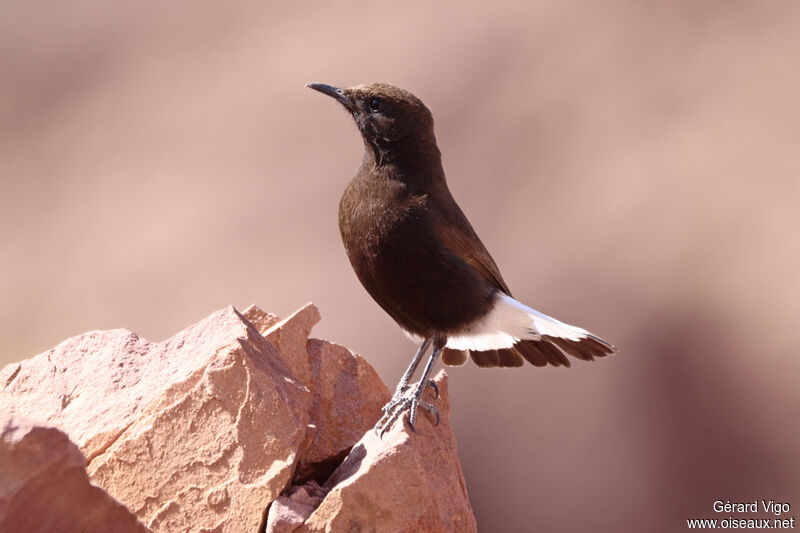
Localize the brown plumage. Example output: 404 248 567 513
307 81 615 369
441 347 468 366
306 81 616 432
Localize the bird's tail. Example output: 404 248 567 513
443 293 616 368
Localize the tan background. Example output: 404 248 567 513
2 1 799 531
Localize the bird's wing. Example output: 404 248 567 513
432 199 512 295
430 191 617 369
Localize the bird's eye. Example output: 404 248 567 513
369 98 386 112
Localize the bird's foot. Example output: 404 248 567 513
384 378 438 409
374 380 440 436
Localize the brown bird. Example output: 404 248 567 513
306 82 615 434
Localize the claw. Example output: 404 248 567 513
382 383 412 413
375 396 410 437
408 399 419 431
410 400 440 429
375 339 443 435
374 393 441 436
422 401 440 426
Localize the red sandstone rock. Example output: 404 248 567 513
246 304 391 476
0 304 476 532
0 415 149 533
280 371 478 533
1 306 312 531
265 481 326 533
246 303 318 387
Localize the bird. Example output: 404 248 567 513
305 82 615 434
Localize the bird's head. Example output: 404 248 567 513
306 82 436 163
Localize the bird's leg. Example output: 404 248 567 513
375 336 444 435
407 338 443 431
374 338 430 435
386 337 431 405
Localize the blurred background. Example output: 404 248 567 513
2 1 799 531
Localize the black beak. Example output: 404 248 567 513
306 83 351 107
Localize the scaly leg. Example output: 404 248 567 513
374 338 431 434
375 336 444 435
407 339 442 431
388 338 431 402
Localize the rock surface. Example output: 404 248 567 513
0 304 476 532
285 372 477 533
243 304 391 480
267 371 478 533
0 415 148 533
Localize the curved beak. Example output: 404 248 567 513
305 82 351 107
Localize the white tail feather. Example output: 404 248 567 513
445 293 590 351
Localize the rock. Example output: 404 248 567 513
0 307 304 464
1 306 312 532
86 311 313 532
0 304 476 532
299 338 390 476
284 371 478 533
245 303 318 388
0 415 149 533
264 481 326 533
245 304 391 481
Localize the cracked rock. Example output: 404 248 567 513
288 371 477 533
0 304 476 532
0 415 149 533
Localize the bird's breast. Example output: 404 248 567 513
338 176 426 275
336 169 494 336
